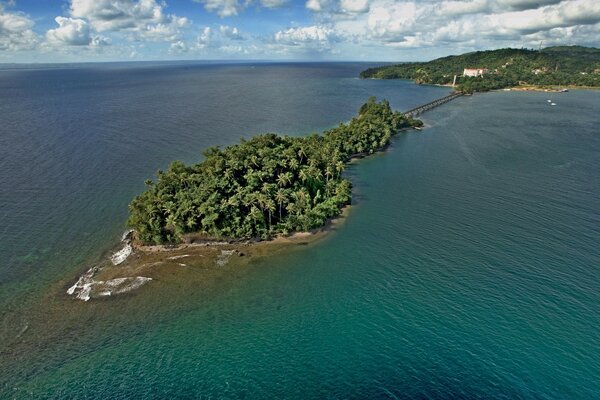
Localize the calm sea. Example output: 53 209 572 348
0 63 598 399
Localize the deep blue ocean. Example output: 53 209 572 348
0 62 598 399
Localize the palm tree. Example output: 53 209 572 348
277 173 288 187
325 165 334 182
298 168 309 183
335 161 345 178
275 188 287 220
297 145 307 164
264 199 276 228
248 206 262 233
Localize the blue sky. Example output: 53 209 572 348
1 0 599 62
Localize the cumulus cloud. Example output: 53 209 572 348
194 0 285 16
170 40 188 53
90 35 111 46
4 0 600 61
366 2 418 40
437 0 490 16
0 4 38 51
275 25 336 46
194 0 244 17
330 0 600 51
69 0 189 41
46 17 92 46
340 0 370 13
197 26 212 48
220 25 244 40
306 0 328 12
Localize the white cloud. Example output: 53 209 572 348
497 0 562 11
437 0 490 16
367 2 418 39
0 4 38 51
46 17 92 46
329 0 600 53
196 27 212 48
260 0 287 8
194 0 285 16
220 44 245 53
491 0 600 33
71 0 159 31
194 0 244 17
3 0 600 62
137 16 189 41
220 25 244 40
170 40 188 53
340 0 370 13
90 35 111 46
69 0 189 41
306 0 328 12
275 25 335 44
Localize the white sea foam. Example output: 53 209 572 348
111 230 134 265
121 229 134 241
67 266 98 301
111 243 132 265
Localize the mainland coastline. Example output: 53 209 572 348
361 46 600 93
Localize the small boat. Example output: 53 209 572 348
551 103 557 106
560 88 568 92
547 100 552 103
414 126 422 131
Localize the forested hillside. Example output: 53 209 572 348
360 46 600 93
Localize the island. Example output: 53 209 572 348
360 46 600 93
67 98 422 301
127 98 422 245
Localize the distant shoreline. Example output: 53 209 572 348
506 84 600 92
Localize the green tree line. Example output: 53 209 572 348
128 98 422 244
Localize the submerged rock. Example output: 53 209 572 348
94 277 152 298
67 262 151 301
216 250 236 267
67 274 152 301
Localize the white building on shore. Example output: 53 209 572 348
463 68 488 77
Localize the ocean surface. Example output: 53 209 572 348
0 63 599 399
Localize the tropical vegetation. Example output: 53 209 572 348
360 46 600 93
128 98 422 244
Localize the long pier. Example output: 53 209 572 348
404 92 463 118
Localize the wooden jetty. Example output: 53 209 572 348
404 92 463 118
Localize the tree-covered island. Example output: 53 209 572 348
360 46 600 93
128 98 422 244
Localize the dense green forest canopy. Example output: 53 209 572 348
360 46 600 93
128 98 422 244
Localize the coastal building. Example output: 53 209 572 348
463 68 488 77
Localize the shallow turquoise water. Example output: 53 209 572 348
1 64 599 398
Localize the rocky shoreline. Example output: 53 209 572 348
66 208 349 302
